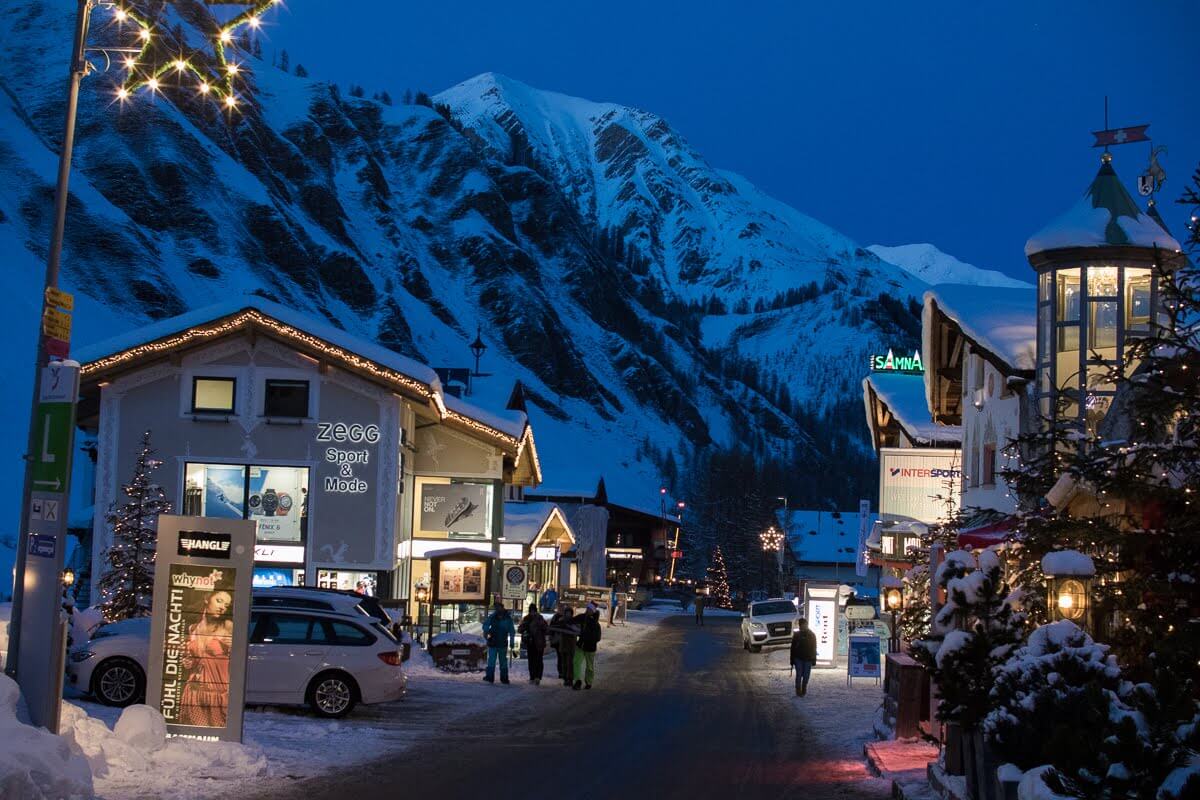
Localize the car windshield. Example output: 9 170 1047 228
752 601 796 617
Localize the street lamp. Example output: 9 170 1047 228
885 586 903 653
469 327 487 376
1042 551 1095 632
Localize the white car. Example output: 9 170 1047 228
68 606 406 718
741 599 800 652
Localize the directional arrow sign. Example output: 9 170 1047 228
31 402 72 491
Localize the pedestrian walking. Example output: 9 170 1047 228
790 617 818 696
572 602 603 690
518 603 549 684
694 592 706 626
482 601 516 684
549 604 577 687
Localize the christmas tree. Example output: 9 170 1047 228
707 546 731 608
97 431 171 621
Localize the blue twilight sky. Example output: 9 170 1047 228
270 1 1198 281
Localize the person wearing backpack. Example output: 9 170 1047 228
517 603 549 684
572 603 603 690
482 602 516 684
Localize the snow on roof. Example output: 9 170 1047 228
776 509 863 565
924 284 1037 372
502 502 572 545
74 297 441 387
863 372 961 445
443 393 528 440
1025 159 1182 257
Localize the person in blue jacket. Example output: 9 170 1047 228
539 587 558 613
482 601 516 684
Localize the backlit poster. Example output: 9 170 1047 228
809 598 836 663
420 483 491 535
879 447 962 525
436 560 486 602
148 516 254 743
199 465 246 519
247 466 307 542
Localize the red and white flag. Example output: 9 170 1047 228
1092 124 1150 147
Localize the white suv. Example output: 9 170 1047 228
68 607 406 718
741 599 799 652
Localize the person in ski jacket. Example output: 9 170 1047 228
571 603 603 690
539 587 558 613
549 604 577 686
482 602 516 684
518 604 549 684
789 617 818 696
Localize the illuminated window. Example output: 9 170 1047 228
1125 270 1151 333
192 377 235 413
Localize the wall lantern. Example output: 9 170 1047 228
882 580 904 653
61 568 76 588
414 585 430 604
1041 550 1095 630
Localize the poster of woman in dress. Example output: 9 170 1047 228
161 565 237 730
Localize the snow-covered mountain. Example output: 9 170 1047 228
0 1 933 591
868 243 1032 288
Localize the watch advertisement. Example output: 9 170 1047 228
248 466 307 543
420 483 490 534
436 560 486 602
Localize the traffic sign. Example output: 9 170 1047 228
31 403 73 492
27 534 56 559
44 286 74 311
502 563 528 600
42 307 72 341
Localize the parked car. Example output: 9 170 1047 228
68 606 406 718
740 599 799 652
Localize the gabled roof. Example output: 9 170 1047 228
502 502 575 547
862 372 961 450
74 299 538 477
1025 157 1182 257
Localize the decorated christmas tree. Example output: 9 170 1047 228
97 431 171 621
706 546 731 608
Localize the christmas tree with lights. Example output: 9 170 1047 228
97 431 171 621
707 546 732 608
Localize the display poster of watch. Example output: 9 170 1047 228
248 466 308 543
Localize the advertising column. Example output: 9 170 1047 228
147 515 256 743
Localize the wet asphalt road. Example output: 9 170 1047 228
257 614 887 800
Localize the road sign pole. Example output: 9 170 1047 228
7 0 92 699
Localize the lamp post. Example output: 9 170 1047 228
885 586 903 653
470 327 487 376
1042 551 1096 633
759 526 784 595
668 500 684 583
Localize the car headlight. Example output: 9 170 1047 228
750 622 765 631
69 650 96 663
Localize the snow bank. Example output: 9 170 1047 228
1018 766 1075 800
60 702 266 797
1041 550 1095 577
429 632 486 647
0 674 94 800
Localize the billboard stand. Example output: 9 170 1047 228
147 516 256 743
802 581 841 669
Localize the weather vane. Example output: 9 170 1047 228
103 0 284 109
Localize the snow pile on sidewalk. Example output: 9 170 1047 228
0 673 93 799
60 701 267 799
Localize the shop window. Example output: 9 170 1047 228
1089 301 1118 351
192 377 235 414
263 379 310 418
184 462 308 544
982 443 996 487
881 536 894 555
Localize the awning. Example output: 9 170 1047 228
958 517 1018 549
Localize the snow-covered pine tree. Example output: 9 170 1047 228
707 546 731 608
96 431 171 621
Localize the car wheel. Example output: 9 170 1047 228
308 671 358 718
750 644 762 653
93 658 145 707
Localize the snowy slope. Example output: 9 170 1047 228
868 244 1032 289
0 3 933 597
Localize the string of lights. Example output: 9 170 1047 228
109 1 283 109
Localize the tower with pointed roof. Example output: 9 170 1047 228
1025 153 1186 434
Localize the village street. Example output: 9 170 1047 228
252 610 889 800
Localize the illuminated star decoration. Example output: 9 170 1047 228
112 1 283 110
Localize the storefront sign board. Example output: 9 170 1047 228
560 585 610 611
420 483 490 534
147 515 255 743
848 635 881 680
879 447 962 524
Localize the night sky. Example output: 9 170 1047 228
271 1 1198 281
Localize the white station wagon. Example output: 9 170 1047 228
68 605 406 718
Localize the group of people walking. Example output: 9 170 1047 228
480 600 603 690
